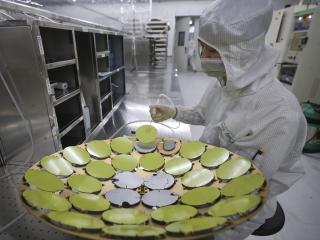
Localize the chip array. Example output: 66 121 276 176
20 125 267 239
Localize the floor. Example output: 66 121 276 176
1 61 320 240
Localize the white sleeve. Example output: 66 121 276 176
174 81 218 125
174 105 206 125
233 112 307 196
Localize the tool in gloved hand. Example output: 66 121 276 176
149 105 176 123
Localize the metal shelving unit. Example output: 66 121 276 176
34 22 86 149
93 32 113 120
145 18 169 68
0 20 127 150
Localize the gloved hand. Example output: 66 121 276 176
149 105 177 122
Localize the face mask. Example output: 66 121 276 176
201 58 227 86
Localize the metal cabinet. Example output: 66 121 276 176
0 23 56 166
0 20 126 155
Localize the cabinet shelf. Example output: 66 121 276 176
53 89 80 106
101 95 112 118
60 117 86 148
98 66 124 81
46 59 76 70
95 33 108 52
39 27 75 64
59 116 84 138
55 93 83 133
100 92 111 104
96 51 109 58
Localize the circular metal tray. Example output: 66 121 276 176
19 135 268 240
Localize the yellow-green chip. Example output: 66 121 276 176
85 161 115 179
67 174 102 193
40 155 73 177
103 225 165 238
180 141 205 159
24 169 64 192
69 193 110 212
112 154 138 171
200 147 229 168
151 205 197 223
164 157 192 176
216 157 251 180
181 168 213 188
102 208 149 225
221 174 265 197
22 189 71 211
86 140 111 159
136 125 158 144
110 137 134 154
139 153 165 171
47 211 105 230
165 217 227 234
62 146 91 166
208 195 261 217
181 187 220 207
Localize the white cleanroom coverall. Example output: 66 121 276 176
174 0 307 239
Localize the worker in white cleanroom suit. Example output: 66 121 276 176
150 0 307 238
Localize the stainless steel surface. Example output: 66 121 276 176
75 31 101 132
124 37 151 70
0 24 56 166
0 24 68 239
53 89 80 106
46 59 76 70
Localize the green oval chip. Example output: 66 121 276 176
102 225 165 238
67 174 102 193
62 146 91 166
102 208 149 225
47 211 105 230
216 157 251 180
200 147 230 168
181 169 213 188
181 187 220 207
208 195 261 217
111 137 134 154
180 141 205 159
165 217 227 234
40 155 73 177
136 125 158 144
24 169 64 192
86 140 111 159
69 193 110 212
151 205 197 223
139 153 165 171
85 161 115 179
221 174 265 197
22 189 71 211
164 157 192 176
112 154 138 172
